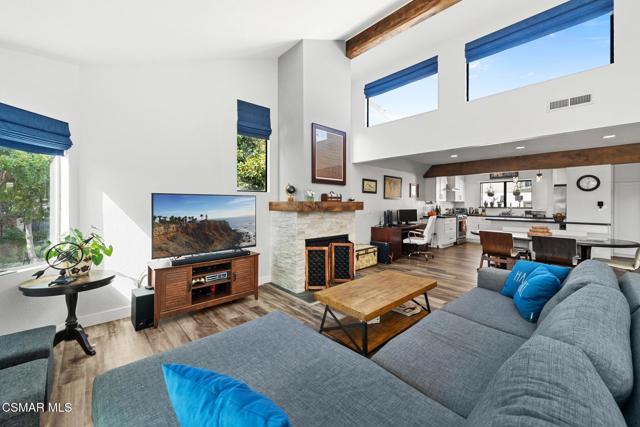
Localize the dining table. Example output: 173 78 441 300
470 229 640 262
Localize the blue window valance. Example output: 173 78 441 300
0 103 72 156
465 0 613 63
237 100 272 139
364 56 438 99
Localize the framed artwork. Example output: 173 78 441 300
409 183 419 198
384 175 402 199
362 178 377 194
311 123 346 186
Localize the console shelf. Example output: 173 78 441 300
148 252 259 327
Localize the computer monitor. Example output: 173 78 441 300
397 209 418 224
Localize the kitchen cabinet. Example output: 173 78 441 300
466 216 491 242
436 177 447 202
454 176 465 202
435 217 457 248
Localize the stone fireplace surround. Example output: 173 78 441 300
269 202 362 294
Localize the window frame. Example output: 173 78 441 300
466 14 615 102
365 74 439 127
480 179 533 209
0 151 64 274
236 134 269 193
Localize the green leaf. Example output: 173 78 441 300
103 245 114 256
92 252 104 266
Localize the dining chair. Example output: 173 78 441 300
403 215 436 261
532 236 579 266
479 231 527 270
593 247 640 272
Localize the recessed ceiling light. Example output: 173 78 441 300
450 154 458 158
603 134 616 139
515 146 526 150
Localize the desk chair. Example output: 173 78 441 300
532 236 579 266
479 231 527 270
594 247 640 272
403 216 436 261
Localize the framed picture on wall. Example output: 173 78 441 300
311 123 346 186
362 178 377 194
384 175 402 199
409 183 419 198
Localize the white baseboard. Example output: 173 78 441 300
259 275 272 286
58 305 130 331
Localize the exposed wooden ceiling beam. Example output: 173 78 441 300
423 143 640 178
346 0 461 59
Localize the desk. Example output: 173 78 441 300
19 270 115 356
371 224 421 260
470 230 640 262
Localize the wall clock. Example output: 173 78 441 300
576 174 600 192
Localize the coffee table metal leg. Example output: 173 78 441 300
319 305 328 332
362 322 368 357
411 292 432 314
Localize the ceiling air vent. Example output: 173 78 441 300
549 94 592 111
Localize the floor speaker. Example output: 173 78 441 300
131 288 154 331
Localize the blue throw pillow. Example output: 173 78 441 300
162 364 290 427
513 266 562 323
501 260 570 298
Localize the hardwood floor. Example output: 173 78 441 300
44 243 481 426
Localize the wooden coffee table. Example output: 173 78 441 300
315 270 437 357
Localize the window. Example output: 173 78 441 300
0 148 59 271
236 100 271 192
480 180 533 209
466 0 613 100
236 135 267 192
365 56 438 127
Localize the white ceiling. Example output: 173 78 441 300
0 0 406 63
363 122 640 171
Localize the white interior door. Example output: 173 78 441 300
614 182 640 257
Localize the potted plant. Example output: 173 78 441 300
45 228 113 276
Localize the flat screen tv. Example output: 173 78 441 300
151 193 256 259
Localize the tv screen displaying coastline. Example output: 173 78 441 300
151 193 256 259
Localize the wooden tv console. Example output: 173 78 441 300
148 252 259 327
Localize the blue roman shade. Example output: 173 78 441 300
465 0 613 63
0 103 72 156
364 56 438 99
237 100 272 139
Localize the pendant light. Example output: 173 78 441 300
536 171 543 182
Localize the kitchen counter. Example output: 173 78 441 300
466 215 610 227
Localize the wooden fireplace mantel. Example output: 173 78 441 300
269 201 364 212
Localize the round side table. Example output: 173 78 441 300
19 270 115 356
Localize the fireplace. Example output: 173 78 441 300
305 234 350 247
270 206 359 293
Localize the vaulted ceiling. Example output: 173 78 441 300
0 0 407 63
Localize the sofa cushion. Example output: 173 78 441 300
538 260 618 324
623 310 640 426
512 266 561 322
0 325 55 370
442 288 536 338
93 312 464 427
534 285 633 404
162 364 290 427
0 358 48 427
372 310 525 417
620 272 640 314
464 335 626 427
500 260 569 298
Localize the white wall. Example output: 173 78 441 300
0 47 80 334
613 163 640 257
352 164 424 243
566 165 612 224
74 59 278 323
351 0 640 163
0 51 278 334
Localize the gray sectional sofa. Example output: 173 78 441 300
93 260 640 427
0 325 56 427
